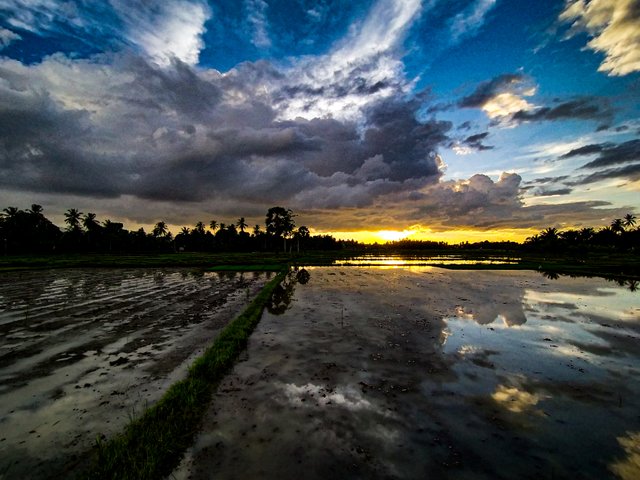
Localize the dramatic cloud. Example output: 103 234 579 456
560 0 640 75
275 0 421 122
0 42 449 215
459 73 536 119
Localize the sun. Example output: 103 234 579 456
376 230 410 242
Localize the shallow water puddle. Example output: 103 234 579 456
0 268 269 478
174 267 639 480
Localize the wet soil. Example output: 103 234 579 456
0 268 269 479
172 267 640 480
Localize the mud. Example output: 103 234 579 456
0 268 270 479
172 267 640 480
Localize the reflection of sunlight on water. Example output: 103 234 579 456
333 255 519 266
491 384 546 414
610 431 640 480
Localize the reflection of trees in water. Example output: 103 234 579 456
539 270 639 292
267 268 310 315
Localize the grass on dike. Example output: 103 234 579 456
81 269 287 480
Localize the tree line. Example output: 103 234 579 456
523 214 638 252
0 205 352 255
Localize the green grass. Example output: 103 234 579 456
81 269 287 480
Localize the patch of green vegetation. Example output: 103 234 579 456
81 270 287 480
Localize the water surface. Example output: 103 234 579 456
175 267 640 480
0 268 268 478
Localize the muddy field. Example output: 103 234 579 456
173 267 640 480
0 268 270 479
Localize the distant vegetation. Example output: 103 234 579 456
0 205 357 255
0 204 637 255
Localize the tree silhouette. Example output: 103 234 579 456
611 218 625 234
237 217 248 233
2 206 19 220
83 213 100 231
624 213 637 229
64 208 83 232
153 221 168 238
194 222 206 234
28 204 43 217
209 220 218 232
266 207 295 252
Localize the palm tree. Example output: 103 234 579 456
28 204 43 217
579 227 595 242
153 221 168 237
180 227 190 235
209 220 218 232
83 212 100 231
623 213 636 229
611 218 625 234
540 227 558 241
64 208 83 231
194 221 205 234
2 206 19 220
253 224 261 236
237 217 248 233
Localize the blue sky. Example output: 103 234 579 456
0 0 638 241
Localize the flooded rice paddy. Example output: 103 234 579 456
0 268 270 478
174 267 639 480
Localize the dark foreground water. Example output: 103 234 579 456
0 268 269 479
174 267 640 480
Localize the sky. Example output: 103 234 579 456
0 0 639 243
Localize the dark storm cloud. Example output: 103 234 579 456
512 97 613 123
458 73 529 108
0 52 451 211
578 139 640 169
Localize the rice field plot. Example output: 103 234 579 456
0 268 270 479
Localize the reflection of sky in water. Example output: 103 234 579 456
439 279 640 478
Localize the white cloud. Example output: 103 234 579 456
114 0 212 66
560 0 640 76
245 0 271 49
275 0 423 122
450 0 497 42
482 91 535 119
0 27 21 49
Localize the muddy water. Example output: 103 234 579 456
0 268 269 479
173 267 640 480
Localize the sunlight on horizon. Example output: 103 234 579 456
322 227 539 244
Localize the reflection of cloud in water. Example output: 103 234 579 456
491 384 546 414
525 289 639 323
454 303 527 327
610 431 640 480
279 382 374 411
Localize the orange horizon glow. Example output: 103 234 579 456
315 227 540 245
